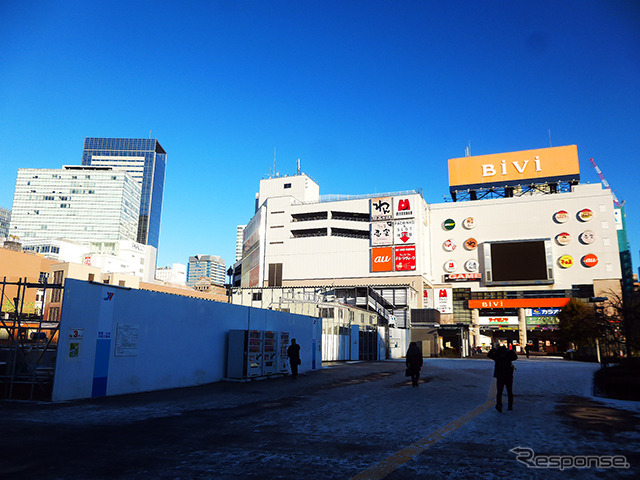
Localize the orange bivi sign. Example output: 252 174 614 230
468 298 570 309
448 145 580 190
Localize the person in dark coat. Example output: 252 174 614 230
405 342 423 387
524 343 531 359
488 344 518 412
287 338 301 378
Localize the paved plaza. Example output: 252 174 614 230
1 357 639 479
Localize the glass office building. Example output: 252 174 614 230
0 207 11 238
187 255 226 287
10 167 141 243
82 137 166 248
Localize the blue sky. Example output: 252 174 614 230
1 0 639 273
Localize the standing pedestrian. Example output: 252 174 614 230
287 338 301 378
405 342 423 387
488 344 518 412
524 343 531 359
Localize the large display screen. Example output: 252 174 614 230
485 239 553 285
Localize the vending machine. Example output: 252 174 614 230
278 331 290 374
227 329 264 378
262 331 278 375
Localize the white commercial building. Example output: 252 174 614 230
236 146 624 354
235 225 246 262
10 166 140 243
21 238 157 283
156 263 187 285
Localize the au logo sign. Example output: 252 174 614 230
371 247 393 272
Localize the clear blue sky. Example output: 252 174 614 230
1 1 639 273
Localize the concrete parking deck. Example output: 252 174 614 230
1 358 638 479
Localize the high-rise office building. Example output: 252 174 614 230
236 225 246 262
187 255 226 287
0 207 11 237
10 166 141 243
82 137 166 248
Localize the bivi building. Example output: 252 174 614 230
235 145 624 355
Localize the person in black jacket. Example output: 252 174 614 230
405 342 423 387
488 344 518 412
287 338 301 378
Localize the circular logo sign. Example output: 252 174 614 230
577 208 593 222
463 217 476 229
443 219 455 230
444 260 457 272
582 254 599 267
443 239 457 251
556 232 571 246
579 230 596 245
554 210 569 223
465 259 479 272
558 255 574 268
464 238 478 250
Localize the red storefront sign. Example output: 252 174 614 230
394 246 416 271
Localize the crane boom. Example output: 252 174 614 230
589 158 623 208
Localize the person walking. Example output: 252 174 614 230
287 338 301 378
405 342 423 387
524 343 531 359
488 344 518 412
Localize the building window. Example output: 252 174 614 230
252 292 262 301
268 263 283 287
331 211 370 222
119 280 126 287
284 183 292 189
331 228 370 239
291 228 327 238
292 212 328 222
48 307 60 322
320 308 334 318
51 271 64 302
88 273 95 282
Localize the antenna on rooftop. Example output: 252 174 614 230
297 158 301 175
465 141 470 157
273 148 277 178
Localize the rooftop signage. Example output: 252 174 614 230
448 145 580 191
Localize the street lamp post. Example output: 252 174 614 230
590 297 608 367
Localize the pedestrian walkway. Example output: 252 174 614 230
1 358 638 479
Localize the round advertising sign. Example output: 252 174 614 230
464 259 479 272
558 255 574 268
554 210 570 223
464 238 478 250
577 208 593 222
443 219 456 230
443 239 457 251
555 232 571 246
582 254 599 267
444 260 457 272
579 230 596 245
463 217 477 229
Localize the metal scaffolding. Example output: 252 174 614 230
0 277 63 400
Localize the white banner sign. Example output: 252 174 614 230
395 219 415 245
371 221 393 246
478 316 519 326
371 197 393 220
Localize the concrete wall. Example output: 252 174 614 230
52 279 321 401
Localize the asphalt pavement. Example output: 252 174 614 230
1 357 638 479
